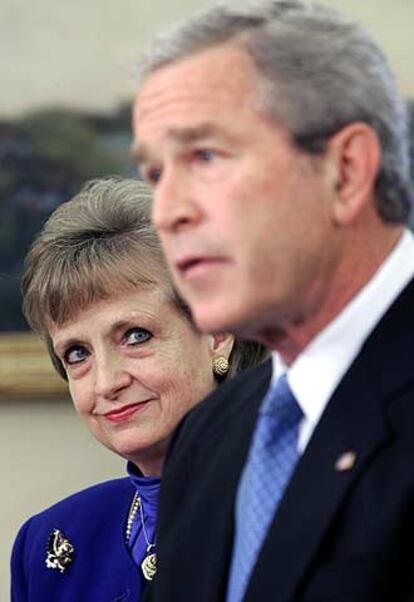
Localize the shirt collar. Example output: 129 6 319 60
272 229 414 428
127 461 161 513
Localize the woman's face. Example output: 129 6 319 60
50 287 232 476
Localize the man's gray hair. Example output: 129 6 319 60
138 0 412 224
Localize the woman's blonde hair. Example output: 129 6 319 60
23 177 178 334
22 176 269 380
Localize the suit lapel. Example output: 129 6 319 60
247 360 390 601
192 362 273 600
155 361 272 602
247 278 414 601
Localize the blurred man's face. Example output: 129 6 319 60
133 43 341 344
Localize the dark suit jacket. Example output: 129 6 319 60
11 478 141 602
147 278 414 601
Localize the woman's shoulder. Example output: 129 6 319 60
11 477 138 599
15 476 133 543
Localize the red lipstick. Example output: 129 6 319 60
104 402 149 424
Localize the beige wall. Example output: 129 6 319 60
1 0 413 117
1 397 123 600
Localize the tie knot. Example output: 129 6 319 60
260 374 303 424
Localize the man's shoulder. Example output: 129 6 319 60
173 359 272 450
197 357 269 412
157 360 273 531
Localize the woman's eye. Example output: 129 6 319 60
64 346 89 365
125 328 152 346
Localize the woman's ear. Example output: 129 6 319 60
209 334 234 380
327 122 381 225
209 333 234 359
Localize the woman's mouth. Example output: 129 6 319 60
104 401 150 424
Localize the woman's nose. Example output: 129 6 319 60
93 356 132 399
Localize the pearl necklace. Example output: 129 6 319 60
125 493 140 543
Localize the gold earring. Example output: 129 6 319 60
213 356 230 376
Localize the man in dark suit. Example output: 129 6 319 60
132 1 414 599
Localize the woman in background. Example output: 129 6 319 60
11 177 267 601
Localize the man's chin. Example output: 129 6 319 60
190 300 254 339
190 302 235 335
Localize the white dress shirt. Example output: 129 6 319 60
272 229 414 453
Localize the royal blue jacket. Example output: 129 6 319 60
11 477 141 601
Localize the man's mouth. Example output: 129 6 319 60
176 256 224 279
178 256 203 272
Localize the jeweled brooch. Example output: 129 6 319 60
46 529 74 573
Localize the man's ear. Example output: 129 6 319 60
327 122 381 225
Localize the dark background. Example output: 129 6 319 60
0 103 137 331
1 101 413 332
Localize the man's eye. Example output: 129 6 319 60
194 149 216 162
64 346 89 365
147 167 162 185
125 328 153 346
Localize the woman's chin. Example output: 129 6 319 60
112 436 167 474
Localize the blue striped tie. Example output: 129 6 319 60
226 374 303 602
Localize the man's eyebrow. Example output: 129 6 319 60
131 123 219 164
167 123 218 144
130 142 149 166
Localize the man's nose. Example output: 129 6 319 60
152 167 200 233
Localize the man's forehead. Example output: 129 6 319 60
136 42 256 105
132 44 261 160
